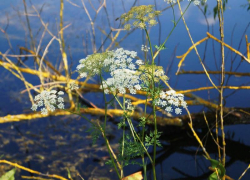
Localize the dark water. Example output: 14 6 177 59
0 0 250 179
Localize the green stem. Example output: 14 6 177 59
100 75 121 179
153 2 191 61
113 95 154 164
145 28 157 180
142 96 148 180
121 95 126 178
145 29 154 64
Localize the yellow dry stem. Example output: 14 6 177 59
0 160 68 180
178 85 250 94
177 32 250 73
0 108 183 126
176 37 209 71
207 32 250 63
246 35 250 60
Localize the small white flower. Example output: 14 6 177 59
58 97 64 103
76 64 85 70
128 63 136 70
173 100 179 107
58 91 64 95
160 91 166 99
37 100 43 107
181 101 187 108
49 105 56 112
193 0 200 6
136 60 144 65
165 106 173 112
41 108 48 115
58 103 64 109
175 108 182 115
104 89 109 94
31 104 38 111
141 45 150 52
161 100 167 106
130 88 136 94
50 99 56 104
79 59 86 63
168 99 174 105
134 84 141 90
50 90 57 94
118 87 126 94
80 72 87 78
34 95 41 101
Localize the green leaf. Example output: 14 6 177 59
205 157 226 178
0 168 15 180
204 5 208 15
213 6 218 19
208 172 219 180
66 168 72 179
154 44 166 51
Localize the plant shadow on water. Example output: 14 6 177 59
0 0 250 179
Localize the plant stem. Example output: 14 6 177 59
217 0 226 176
142 96 148 180
121 95 126 178
100 75 121 179
153 2 191 61
145 28 157 180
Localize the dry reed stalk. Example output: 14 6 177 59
0 160 68 180
217 1 226 173
176 0 219 92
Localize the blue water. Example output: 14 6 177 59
0 0 250 179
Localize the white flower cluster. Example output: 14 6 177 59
141 45 150 52
164 0 207 5
76 51 113 78
156 90 187 115
102 48 143 94
138 64 168 83
31 90 65 115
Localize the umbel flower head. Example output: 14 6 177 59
101 48 143 94
120 5 161 30
76 51 113 78
31 90 65 115
156 90 187 115
137 64 168 83
77 48 143 95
